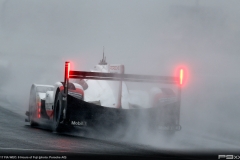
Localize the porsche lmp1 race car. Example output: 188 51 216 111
25 56 184 135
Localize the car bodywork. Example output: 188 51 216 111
25 58 183 134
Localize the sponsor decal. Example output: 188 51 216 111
71 121 87 126
109 66 120 70
108 64 124 73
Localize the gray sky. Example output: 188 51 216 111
1 0 240 147
1 0 240 76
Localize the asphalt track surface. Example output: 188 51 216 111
0 106 170 159
0 106 234 160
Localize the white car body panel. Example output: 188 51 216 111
75 63 177 109
81 64 130 109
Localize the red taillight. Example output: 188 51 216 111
68 62 70 79
179 69 183 85
65 61 70 79
174 65 189 87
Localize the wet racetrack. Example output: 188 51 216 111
1 105 239 160
0 106 180 159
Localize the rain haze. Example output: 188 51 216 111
0 0 240 153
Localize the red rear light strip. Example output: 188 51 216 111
180 69 183 85
67 62 70 79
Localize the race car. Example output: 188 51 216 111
25 56 184 135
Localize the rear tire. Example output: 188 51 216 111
52 93 64 132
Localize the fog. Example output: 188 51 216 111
1 0 240 151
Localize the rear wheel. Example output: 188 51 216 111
52 93 64 132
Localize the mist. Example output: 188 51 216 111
1 0 240 151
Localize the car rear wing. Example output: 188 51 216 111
69 71 179 84
62 62 183 125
